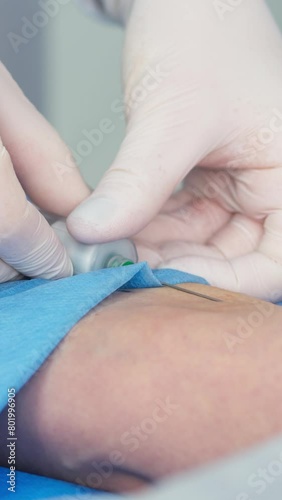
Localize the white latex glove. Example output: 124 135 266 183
69 0 282 301
0 62 90 282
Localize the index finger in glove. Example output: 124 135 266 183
0 141 73 279
0 62 91 216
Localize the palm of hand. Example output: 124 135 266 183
120 1 282 301
135 161 282 301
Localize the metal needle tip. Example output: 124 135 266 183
160 282 223 303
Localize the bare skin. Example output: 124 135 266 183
0 284 282 493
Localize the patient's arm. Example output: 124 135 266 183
1 284 282 492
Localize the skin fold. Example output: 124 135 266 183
0 284 282 493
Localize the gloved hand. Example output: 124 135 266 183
69 0 282 301
0 62 90 282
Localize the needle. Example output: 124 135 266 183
160 282 223 302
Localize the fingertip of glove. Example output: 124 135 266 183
67 197 121 243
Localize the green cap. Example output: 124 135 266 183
106 255 134 268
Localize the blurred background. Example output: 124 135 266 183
0 0 281 188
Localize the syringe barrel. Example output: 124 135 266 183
52 220 138 274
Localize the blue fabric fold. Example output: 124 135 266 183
0 466 112 499
0 263 207 413
0 263 281 499
0 263 207 499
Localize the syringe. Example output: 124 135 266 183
52 219 138 274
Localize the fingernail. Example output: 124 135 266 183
68 197 118 242
70 196 117 225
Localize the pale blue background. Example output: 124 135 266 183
0 0 281 188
